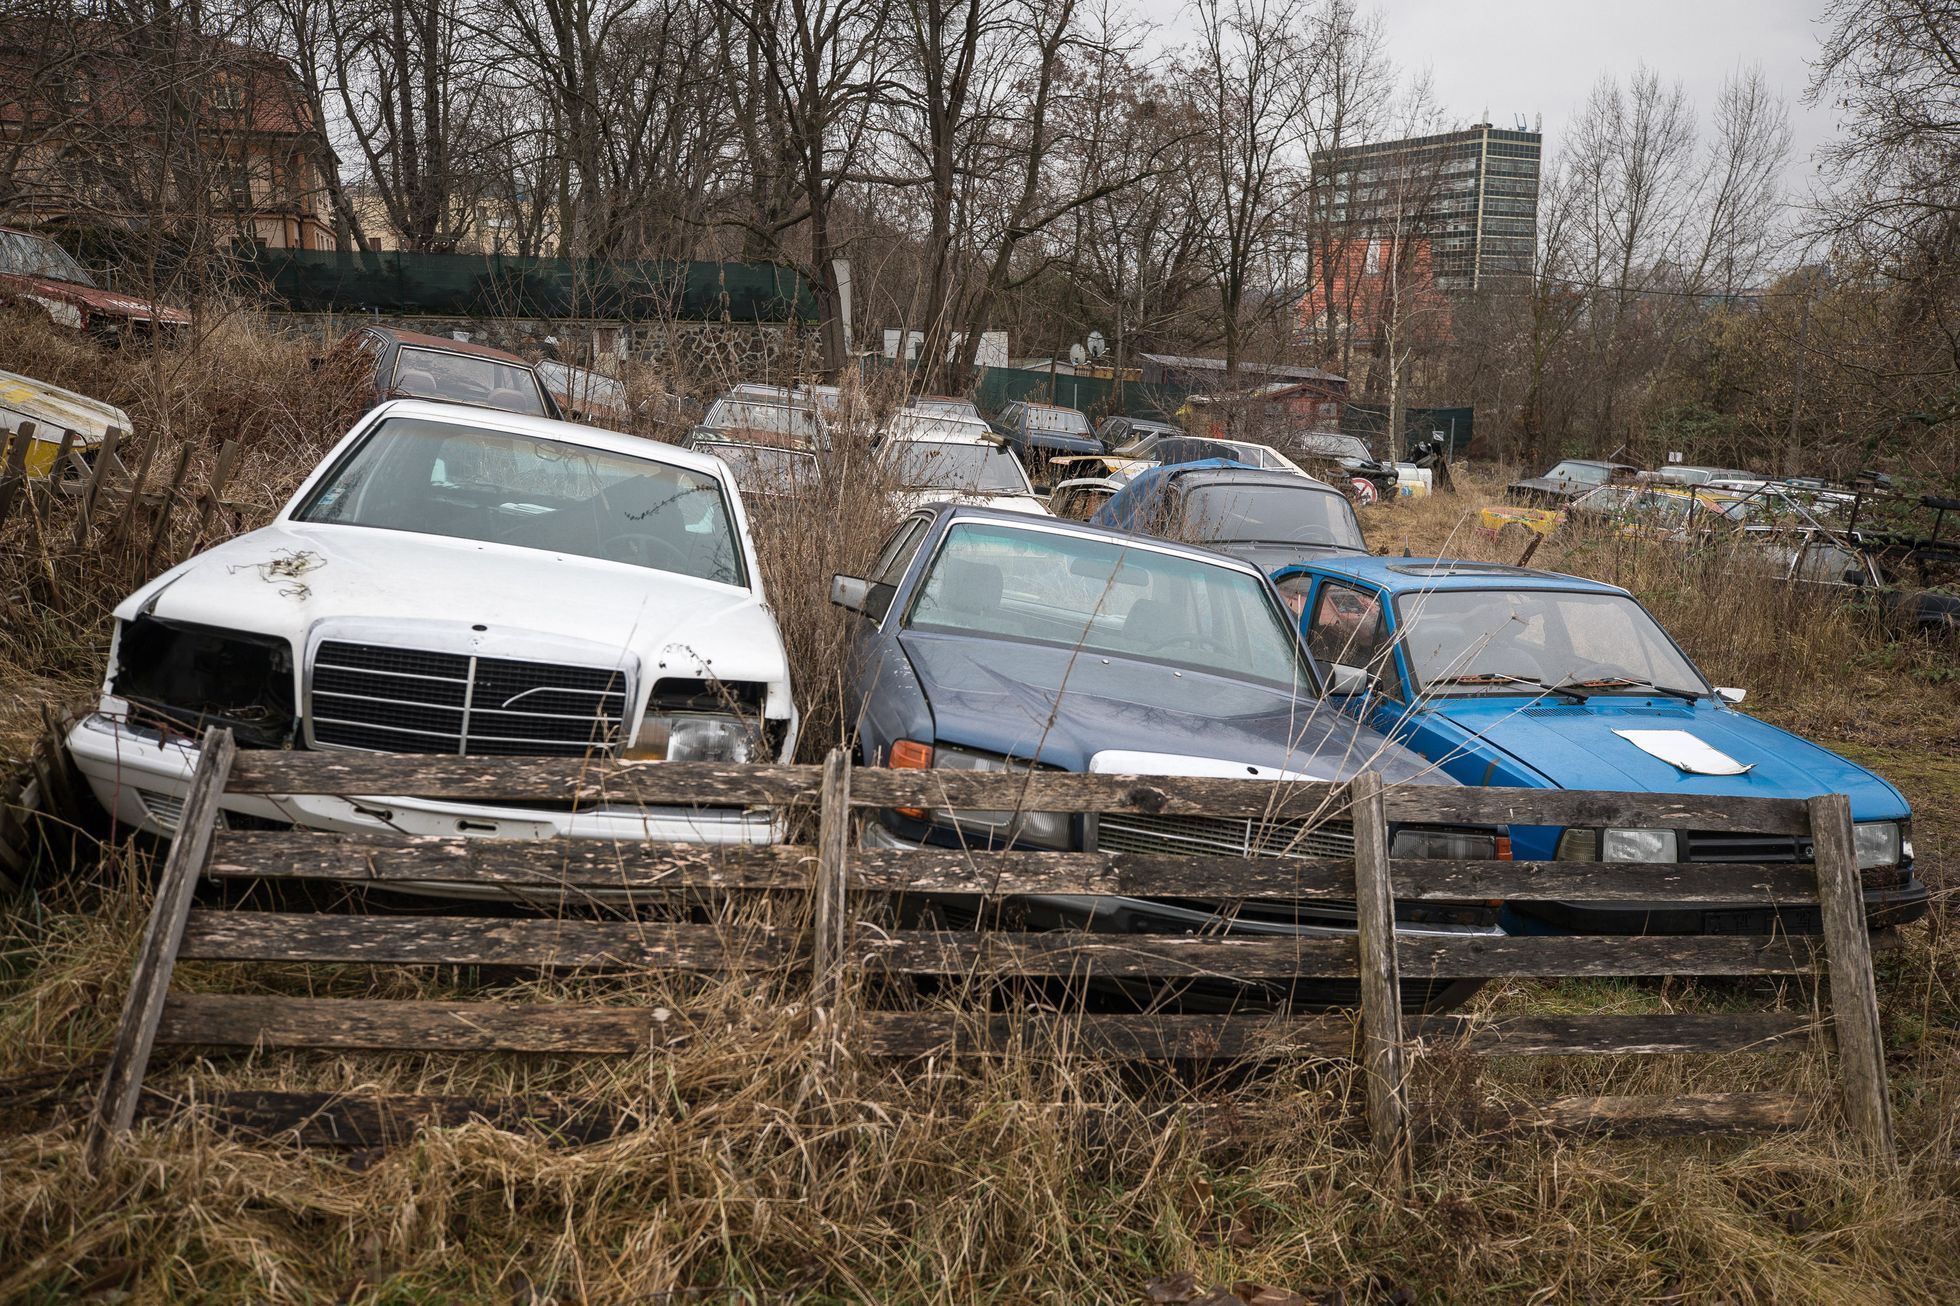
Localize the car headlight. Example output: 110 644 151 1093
624 712 764 763
1854 821 1904 870
1556 828 1679 862
1389 826 1505 860
891 740 1072 849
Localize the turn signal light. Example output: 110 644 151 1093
889 739 933 818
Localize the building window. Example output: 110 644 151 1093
212 81 246 112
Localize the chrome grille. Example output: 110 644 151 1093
1096 813 1355 859
309 640 627 756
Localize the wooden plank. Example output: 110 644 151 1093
0 418 32 527
225 753 823 805
852 1011 1358 1060
142 442 195 569
810 749 853 1049
86 727 236 1168
1435 1092 1812 1139
70 424 119 547
1350 772 1410 1185
1382 785 1810 835
859 931 1825 978
846 1012 1818 1060
193 438 239 542
157 993 663 1053
1809 792 1894 1161
1419 1012 1819 1056
108 429 159 551
849 767 1350 819
177 911 797 971
205 830 818 890
135 1087 634 1148
851 849 1822 903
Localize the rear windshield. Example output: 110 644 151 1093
702 399 822 442
1183 483 1367 551
701 442 818 495
1546 460 1611 485
392 346 548 416
1024 406 1093 435
887 440 1031 494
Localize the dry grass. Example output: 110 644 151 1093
1 323 1957 1301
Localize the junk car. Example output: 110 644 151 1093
69 400 799 868
1269 556 1927 937
986 401 1101 490
1504 458 1639 507
1092 459 1368 571
1272 430 1399 503
0 225 190 342
333 326 563 421
829 504 1506 1012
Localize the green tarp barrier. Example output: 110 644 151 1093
1343 403 1473 454
970 366 1191 421
239 249 816 323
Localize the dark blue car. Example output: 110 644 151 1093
829 504 1507 1011
1091 460 1369 573
1270 556 1928 936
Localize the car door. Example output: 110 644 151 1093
846 513 938 761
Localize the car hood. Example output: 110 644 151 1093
1433 697 1908 819
897 629 1437 784
0 271 191 324
1018 431 1104 453
118 522 792 708
894 489 1049 516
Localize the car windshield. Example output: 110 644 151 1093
887 413 993 441
908 522 1314 689
887 440 1030 494
536 361 626 408
1546 460 1611 485
391 346 547 416
0 229 96 286
701 398 821 442
1396 588 1705 697
1025 406 1093 435
700 442 818 496
295 416 745 586
1293 433 1373 461
911 398 980 419
1183 483 1367 551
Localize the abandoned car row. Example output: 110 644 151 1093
47 368 1930 1012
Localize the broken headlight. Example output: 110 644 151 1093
889 740 1072 849
110 616 298 748
623 677 777 763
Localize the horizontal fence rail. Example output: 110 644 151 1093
85 736 1894 1174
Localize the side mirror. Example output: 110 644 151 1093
1715 686 1747 706
1326 663 1371 697
830 574 894 622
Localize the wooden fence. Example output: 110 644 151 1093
85 731 1894 1174
0 420 240 560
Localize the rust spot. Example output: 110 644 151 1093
1126 784 1168 814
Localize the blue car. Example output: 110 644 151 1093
1269 556 1929 936
1091 459 1369 573
829 505 1507 1010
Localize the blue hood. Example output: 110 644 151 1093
898 629 1439 785
1434 697 1909 820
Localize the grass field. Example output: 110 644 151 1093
0 321 1955 1302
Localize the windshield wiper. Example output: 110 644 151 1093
1549 675 1701 702
1428 673 1585 703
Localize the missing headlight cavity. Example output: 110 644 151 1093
111 616 298 748
649 677 766 714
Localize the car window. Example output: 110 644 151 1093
702 399 822 441
1024 406 1093 435
1796 543 1866 585
906 521 1314 690
1180 483 1367 551
1396 588 1704 696
1547 460 1609 485
870 516 932 588
295 416 746 586
700 443 818 496
0 229 97 285
886 440 1031 494
391 346 547 416
1307 582 1390 671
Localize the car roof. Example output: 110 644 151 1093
1274 554 1633 597
1148 459 1337 493
928 501 1271 577
366 398 723 476
366 327 535 365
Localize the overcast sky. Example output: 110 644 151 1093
1137 0 1841 191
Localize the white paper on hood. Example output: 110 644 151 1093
1088 750 1327 782
1611 729 1753 776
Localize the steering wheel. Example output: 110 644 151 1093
605 531 691 570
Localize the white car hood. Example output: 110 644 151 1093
893 489 1051 516
119 523 793 712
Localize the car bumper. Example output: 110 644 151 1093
1500 875 1930 936
69 710 782 847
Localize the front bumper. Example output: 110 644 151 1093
69 710 781 857
1502 872 1931 937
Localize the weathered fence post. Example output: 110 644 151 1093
0 419 33 527
1808 792 1895 1162
811 749 855 1068
1350 770 1411 1186
87 728 237 1171
71 425 122 549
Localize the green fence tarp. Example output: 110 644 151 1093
970 366 1191 421
1343 403 1473 454
240 249 816 323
